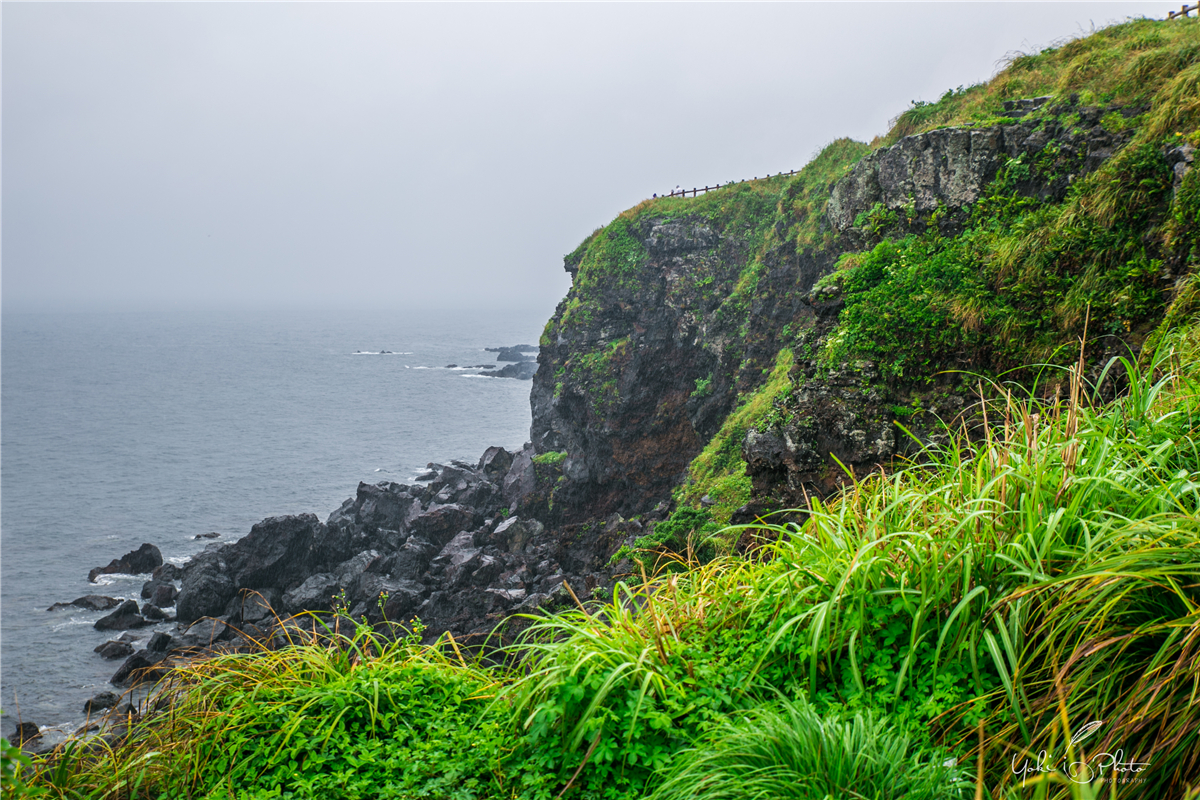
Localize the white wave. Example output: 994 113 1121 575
91 573 142 586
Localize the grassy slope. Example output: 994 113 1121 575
665 15 1200 534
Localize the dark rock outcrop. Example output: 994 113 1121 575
48 595 121 612
487 345 538 362
827 105 1140 246
84 692 121 714
9 722 40 745
88 543 163 582
94 640 135 660
152 450 624 650
94 600 149 631
485 361 538 380
110 650 170 686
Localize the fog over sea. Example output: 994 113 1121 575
1 307 542 734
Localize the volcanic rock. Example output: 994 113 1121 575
88 543 163 582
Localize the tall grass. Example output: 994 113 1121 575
18 330 1199 799
503 330 1200 799
649 696 971 800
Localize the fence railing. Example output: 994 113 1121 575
657 168 801 199
1168 3 1199 17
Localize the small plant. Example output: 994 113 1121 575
532 450 567 467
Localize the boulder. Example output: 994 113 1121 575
227 589 279 624
94 600 149 631
374 537 438 580
491 517 544 554
149 583 179 608
110 650 170 686
88 543 163 582
152 563 182 582
178 618 229 648
95 640 135 660
84 692 121 714
226 514 323 591
282 573 339 614
354 482 418 532
478 446 513 481
381 582 428 621
333 550 380 593
408 504 476 550
47 595 121 612
140 603 169 622
147 632 173 652
9 722 40 745
502 445 536 507
176 558 236 625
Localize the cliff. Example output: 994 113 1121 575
117 16 1200 675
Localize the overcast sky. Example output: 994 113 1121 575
2 1 1168 318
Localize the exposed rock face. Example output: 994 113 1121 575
530 214 805 520
741 106 1143 508
828 105 1141 246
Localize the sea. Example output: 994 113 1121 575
0 307 544 737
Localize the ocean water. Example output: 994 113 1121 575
1 307 543 735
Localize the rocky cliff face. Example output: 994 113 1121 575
527 103 1152 523
87 98 1189 696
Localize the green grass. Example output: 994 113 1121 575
881 17 1200 145
16 325 1200 800
649 697 971 800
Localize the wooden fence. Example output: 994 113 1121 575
1168 3 1199 18
658 168 800 199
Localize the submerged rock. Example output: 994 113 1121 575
48 595 121 612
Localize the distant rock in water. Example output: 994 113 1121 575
48 595 121 612
88 543 163 582
486 345 538 363
482 361 537 380
194 532 221 540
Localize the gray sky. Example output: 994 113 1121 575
2 1 1167 318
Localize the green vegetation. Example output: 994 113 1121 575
883 17 1200 143
17 326 1200 799
531 451 567 467
650 697 970 800
674 348 793 526
12 18 1200 800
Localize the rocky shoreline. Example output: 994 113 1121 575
8 341 582 752
12 96 1175 751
